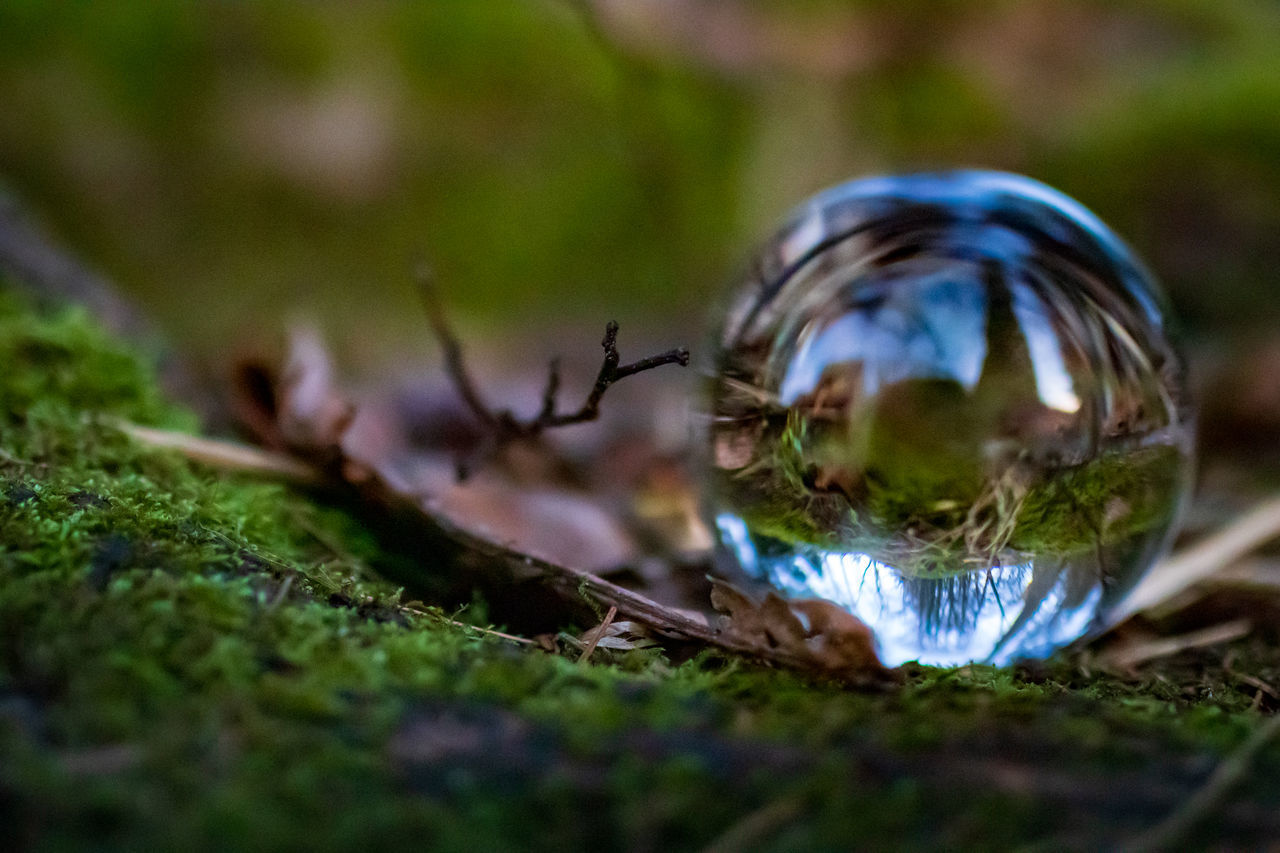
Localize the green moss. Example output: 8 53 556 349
3 284 1280 850
1011 444 1185 553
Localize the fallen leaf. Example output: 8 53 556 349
711 579 886 678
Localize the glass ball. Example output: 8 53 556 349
705 171 1194 667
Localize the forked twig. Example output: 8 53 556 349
415 265 689 446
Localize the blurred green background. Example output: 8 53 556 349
1 0 1279 372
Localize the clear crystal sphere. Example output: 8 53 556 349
706 171 1194 666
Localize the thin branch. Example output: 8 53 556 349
415 264 500 431
537 357 561 422
394 486 892 683
415 265 690 447
540 320 690 429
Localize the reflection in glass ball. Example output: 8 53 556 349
706 172 1194 667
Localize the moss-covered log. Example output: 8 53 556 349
3 285 1280 850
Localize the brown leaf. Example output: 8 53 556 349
790 599 883 673
711 579 886 679
759 592 808 648
709 579 762 632
627 457 714 555
277 325 356 452
592 621 660 651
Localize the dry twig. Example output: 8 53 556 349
113 416 894 681
133 304 898 682
416 265 689 446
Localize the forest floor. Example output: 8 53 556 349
3 284 1280 851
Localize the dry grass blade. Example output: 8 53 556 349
1115 494 1280 623
112 421 321 483
577 605 618 664
700 795 806 853
0 446 29 467
1099 619 1252 672
413 611 538 646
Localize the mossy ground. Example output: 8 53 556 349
3 286 1280 851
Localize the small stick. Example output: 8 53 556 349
577 604 618 664
541 321 689 429
415 266 689 446
416 264 500 430
537 357 561 422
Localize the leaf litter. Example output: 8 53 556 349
195 281 891 684
115 284 1280 685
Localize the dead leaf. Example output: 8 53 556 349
592 621 660 651
711 579 886 678
790 599 883 673
278 325 356 453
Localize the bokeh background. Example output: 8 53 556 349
2 1 1278 389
